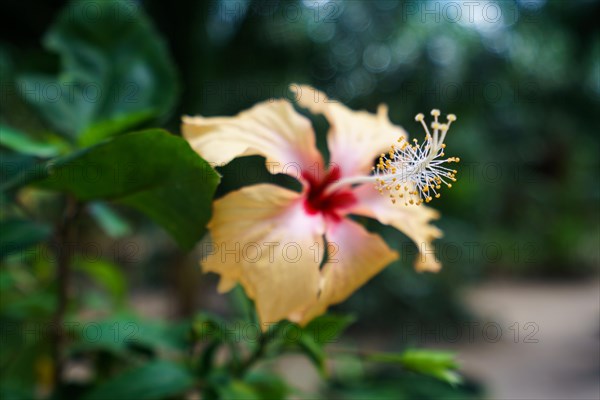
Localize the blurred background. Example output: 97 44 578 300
1 0 599 399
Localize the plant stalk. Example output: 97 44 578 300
51 195 80 389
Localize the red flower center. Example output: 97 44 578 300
302 166 357 222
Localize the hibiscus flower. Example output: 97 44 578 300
182 85 459 327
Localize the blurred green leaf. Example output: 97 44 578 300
0 339 50 396
0 151 39 187
268 320 327 376
208 374 261 400
193 312 228 342
297 333 327 376
0 386 34 400
73 257 127 305
229 284 257 323
78 109 158 147
327 372 481 400
87 202 132 238
2 293 56 319
18 0 178 140
244 372 289 400
0 219 51 259
71 314 189 355
83 361 194 400
368 349 462 386
303 314 355 344
4 129 219 249
218 382 260 400
0 125 61 157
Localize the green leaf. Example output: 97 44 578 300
209 376 261 400
0 151 40 187
83 361 194 400
264 320 329 375
0 219 51 259
78 109 157 147
10 129 219 249
398 349 460 371
0 289 56 319
193 312 228 342
88 202 132 238
303 314 355 344
229 284 257 323
18 0 178 140
73 257 127 304
0 125 61 157
0 386 34 400
71 314 188 355
244 372 289 400
297 333 327 376
368 349 462 386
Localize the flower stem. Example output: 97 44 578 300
234 332 271 377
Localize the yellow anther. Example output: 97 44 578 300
373 109 459 207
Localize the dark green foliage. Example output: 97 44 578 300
17 0 178 141
1 0 597 399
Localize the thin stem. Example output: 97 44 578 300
51 195 80 389
234 332 271 377
326 346 398 363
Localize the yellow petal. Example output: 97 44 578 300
350 184 443 272
299 218 398 325
290 84 406 178
203 184 326 327
182 99 323 179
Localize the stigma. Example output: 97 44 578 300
374 110 459 206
